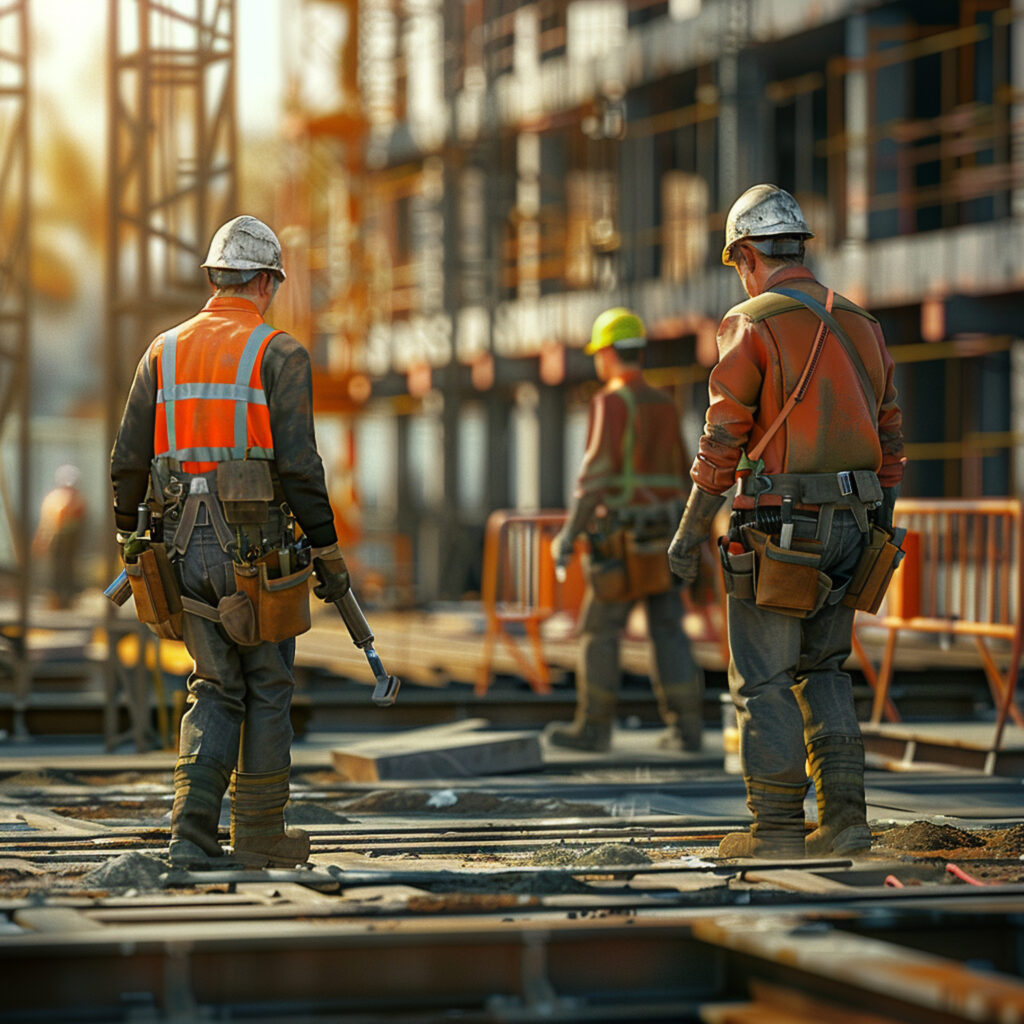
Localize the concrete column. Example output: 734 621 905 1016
842 12 870 304
538 382 566 510
1013 0 1024 217
1011 341 1024 497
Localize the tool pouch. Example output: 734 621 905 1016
586 528 672 603
232 556 313 644
842 525 905 614
216 459 274 525
745 528 830 619
125 546 183 640
623 530 673 600
718 538 756 601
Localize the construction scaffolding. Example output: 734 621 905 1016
0 1 30 735
102 0 238 748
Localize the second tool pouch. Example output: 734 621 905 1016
125 546 183 640
718 538 756 601
842 525 905 614
586 528 673 603
623 530 673 600
233 555 314 644
745 528 831 618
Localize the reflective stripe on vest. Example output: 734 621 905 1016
155 322 278 470
585 383 683 508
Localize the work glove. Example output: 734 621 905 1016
311 543 351 604
877 486 900 534
667 486 726 584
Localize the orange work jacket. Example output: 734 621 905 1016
153 298 281 473
691 266 904 507
574 369 688 511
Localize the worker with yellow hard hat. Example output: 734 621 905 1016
547 307 703 755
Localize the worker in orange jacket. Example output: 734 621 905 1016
549 308 703 754
33 464 87 610
111 216 352 869
668 185 905 859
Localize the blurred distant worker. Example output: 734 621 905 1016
110 215 353 869
668 185 905 859
549 307 703 754
33 464 87 610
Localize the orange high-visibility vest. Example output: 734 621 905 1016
154 321 280 473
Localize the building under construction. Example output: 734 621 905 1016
275 0 1024 602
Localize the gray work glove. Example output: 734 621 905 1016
667 487 726 584
312 543 351 603
877 486 899 534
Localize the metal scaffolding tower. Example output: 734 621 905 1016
105 0 238 446
0 1 31 736
103 0 238 748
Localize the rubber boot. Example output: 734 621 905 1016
230 767 310 868
805 735 872 857
546 686 617 752
718 778 808 859
168 755 231 868
652 679 704 753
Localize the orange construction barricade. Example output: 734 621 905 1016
852 498 1024 762
476 510 585 695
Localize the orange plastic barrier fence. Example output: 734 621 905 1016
476 510 584 695
476 509 727 695
852 498 1024 751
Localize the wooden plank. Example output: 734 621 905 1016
741 869 851 895
14 907 105 932
331 729 543 781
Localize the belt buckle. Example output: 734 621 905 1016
837 471 853 497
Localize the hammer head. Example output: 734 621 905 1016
372 674 401 707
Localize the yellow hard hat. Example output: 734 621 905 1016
585 307 646 356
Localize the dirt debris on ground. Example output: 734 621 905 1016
875 820 1024 858
528 842 652 867
81 852 168 892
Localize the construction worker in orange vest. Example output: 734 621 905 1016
548 307 704 754
111 216 352 869
668 185 905 860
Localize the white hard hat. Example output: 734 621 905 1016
722 184 812 266
201 215 286 280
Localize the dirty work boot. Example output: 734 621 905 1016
169 755 231 868
652 680 704 753
230 767 310 868
805 734 872 857
718 778 808 859
545 685 617 752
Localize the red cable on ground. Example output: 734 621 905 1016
946 862 986 886
884 875 904 888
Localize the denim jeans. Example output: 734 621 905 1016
727 510 866 785
168 515 296 774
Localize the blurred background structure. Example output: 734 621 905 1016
0 0 1022 725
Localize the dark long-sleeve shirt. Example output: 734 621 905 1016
110 296 338 548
